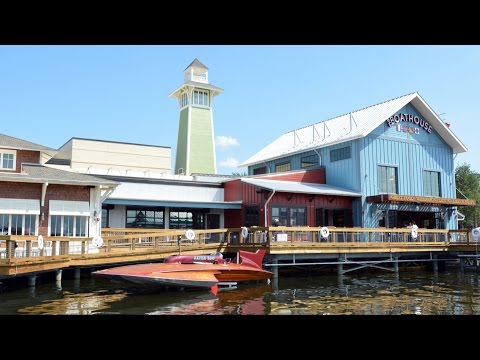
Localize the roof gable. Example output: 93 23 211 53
0 133 57 155
240 92 467 167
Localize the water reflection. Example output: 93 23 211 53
1 271 480 315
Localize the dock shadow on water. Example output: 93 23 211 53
1 271 480 314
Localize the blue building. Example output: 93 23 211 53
240 92 474 230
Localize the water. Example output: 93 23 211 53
1 271 480 315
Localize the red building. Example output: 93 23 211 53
223 168 361 228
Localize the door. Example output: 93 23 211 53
206 214 220 243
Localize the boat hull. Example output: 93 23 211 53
92 262 272 289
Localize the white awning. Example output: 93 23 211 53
0 198 40 215
240 178 362 197
49 200 90 216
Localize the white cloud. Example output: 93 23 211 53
215 135 239 148
219 157 240 168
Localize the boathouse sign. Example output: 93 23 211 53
386 113 433 134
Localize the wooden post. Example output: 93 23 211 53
26 240 32 257
27 274 36 287
337 257 344 275
432 254 438 272
5 240 14 259
55 269 62 282
81 240 86 254
74 267 81 279
394 255 399 273
51 241 57 256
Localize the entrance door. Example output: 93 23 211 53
206 214 220 243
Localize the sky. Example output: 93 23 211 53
0 45 479 175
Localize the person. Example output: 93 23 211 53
411 221 418 230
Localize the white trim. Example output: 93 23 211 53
0 149 17 171
0 198 40 214
211 99 217 174
49 200 90 216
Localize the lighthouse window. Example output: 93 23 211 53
193 90 209 107
181 93 189 108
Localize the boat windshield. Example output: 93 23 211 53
212 252 223 258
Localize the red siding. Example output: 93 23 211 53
224 179 242 201
0 149 40 173
224 209 242 228
260 168 325 184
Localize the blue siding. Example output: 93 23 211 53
247 102 458 230
360 103 456 229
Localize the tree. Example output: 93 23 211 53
231 171 247 177
455 163 480 227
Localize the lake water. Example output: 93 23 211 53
1 270 479 315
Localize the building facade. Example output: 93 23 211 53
240 92 475 230
0 134 118 239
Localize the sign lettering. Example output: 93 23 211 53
386 113 433 134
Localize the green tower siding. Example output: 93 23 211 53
190 107 215 174
175 108 189 174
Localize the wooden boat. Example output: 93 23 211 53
92 250 272 290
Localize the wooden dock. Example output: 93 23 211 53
0 227 477 282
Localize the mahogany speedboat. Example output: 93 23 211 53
92 250 272 290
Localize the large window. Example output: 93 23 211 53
272 206 306 226
424 170 441 197
330 146 351 162
126 208 164 229
0 150 15 170
245 206 259 227
192 90 209 107
101 208 109 228
275 162 291 173
253 166 267 175
50 215 87 237
0 214 37 235
301 154 318 169
169 210 204 229
378 165 398 194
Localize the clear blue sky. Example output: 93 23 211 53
0 45 478 175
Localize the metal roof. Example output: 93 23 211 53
0 164 119 187
184 58 208 71
169 81 224 98
241 178 362 197
0 133 57 155
240 92 468 167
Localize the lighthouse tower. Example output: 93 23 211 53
169 59 223 176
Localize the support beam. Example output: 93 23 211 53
337 258 344 275
74 267 81 279
55 269 63 282
432 254 438 272
394 255 399 273
27 274 36 287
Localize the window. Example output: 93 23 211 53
272 206 306 226
330 146 351 162
275 162 291 173
332 209 353 227
126 208 164 229
101 208 109 228
0 150 15 170
50 215 88 237
192 90 209 107
181 93 189 108
424 170 441 197
378 165 398 194
0 214 37 235
169 210 204 229
330 146 352 162
245 206 259 227
253 166 267 175
301 154 318 169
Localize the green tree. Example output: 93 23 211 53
455 163 480 227
231 171 247 177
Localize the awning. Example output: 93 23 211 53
366 194 476 207
240 178 362 197
0 198 40 215
49 200 90 216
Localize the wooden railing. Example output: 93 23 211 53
0 227 474 261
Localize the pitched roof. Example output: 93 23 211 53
184 58 208 71
241 178 361 197
240 92 468 167
0 133 57 155
169 81 224 98
0 164 118 187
